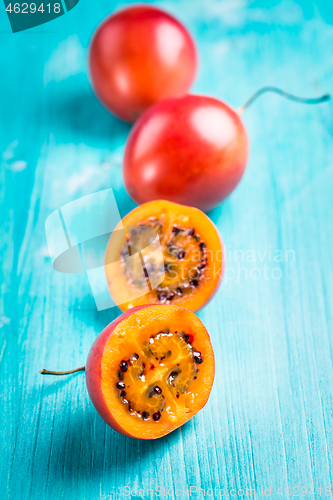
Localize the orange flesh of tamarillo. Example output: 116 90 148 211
85 305 215 439
105 200 224 312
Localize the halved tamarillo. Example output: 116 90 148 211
40 305 215 440
105 200 224 312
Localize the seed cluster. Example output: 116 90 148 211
156 225 208 302
115 331 204 423
119 219 209 304
119 220 163 287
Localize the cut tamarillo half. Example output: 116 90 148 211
105 200 224 312
40 304 215 440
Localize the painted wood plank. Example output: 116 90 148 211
1 1 333 499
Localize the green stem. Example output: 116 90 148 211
237 86 330 115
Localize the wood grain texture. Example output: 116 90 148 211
1 0 333 498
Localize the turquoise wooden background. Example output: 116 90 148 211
1 0 333 498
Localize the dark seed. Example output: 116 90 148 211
193 351 204 364
167 245 177 255
199 242 206 251
143 267 148 278
128 405 133 412
185 333 194 344
172 226 180 234
166 292 174 301
169 371 179 384
154 386 162 395
190 279 199 287
176 287 183 296
158 292 167 302
153 411 161 421
192 268 199 278
176 394 179 399
183 334 190 343
188 228 195 236
133 353 139 360
177 250 185 260
197 262 206 270
120 360 128 372
142 411 149 420
120 390 126 398
117 370 124 381
116 382 125 390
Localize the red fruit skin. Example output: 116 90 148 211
123 94 249 212
89 6 197 123
85 305 151 438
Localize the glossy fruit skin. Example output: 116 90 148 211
89 6 197 123
123 94 249 212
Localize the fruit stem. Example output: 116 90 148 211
237 86 330 115
40 366 85 376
